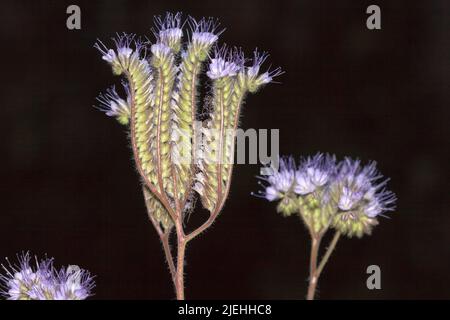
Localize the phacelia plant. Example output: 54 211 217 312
255 153 396 299
0 252 95 300
95 12 281 299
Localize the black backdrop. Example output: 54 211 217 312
1 0 449 299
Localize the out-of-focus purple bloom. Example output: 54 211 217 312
335 158 396 218
0 252 95 300
254 157 296 201
151 43 172 60
294 153 337 195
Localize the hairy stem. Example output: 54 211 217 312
316 231 341 278
307 236 321 300
185 209 217 242
142 186 176 283
175 222 186 300
161 232 176 283
306 231 341 300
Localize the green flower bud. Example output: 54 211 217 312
276 196 299 217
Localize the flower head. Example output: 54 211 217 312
207 46 242 79
94 33 137 75
53 265 95 300
191 17 221 45
154 12 183 52
188 17 223 58
150 43 173 68
336 159 396 216
246 49 283 92
294 153 337 195
151 43 172 59
0 252 95 300
255 154 396 236
255 157 296 202
96 85 131 125
331 158 396 237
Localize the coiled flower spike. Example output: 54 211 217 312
95 12 281 300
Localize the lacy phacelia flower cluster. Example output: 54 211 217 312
95 12 281 299
256 153 396 237
95 12 281 216
0 253 95 300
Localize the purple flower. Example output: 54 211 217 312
151 43 172 60
207 58 239 79
335 158 396 218
207 46 243 79
247 50 268 78
189 17 223 48
246 50 283 91
94 33 135 65
255 157 296 201
294 153 337 195
153 12 183 50
96 85 130 119
0 252 95 300
53 265 94 300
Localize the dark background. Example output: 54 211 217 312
0 0 448 299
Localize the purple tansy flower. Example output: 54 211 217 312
254 157 296 201
246 50 283 92
207 46 242 79
160 28 183 47
94 33 138 75
247 50 267 78
1 253 37 300
112 33 134 62
153 12 183 51
207 58 239 79
53 265 95 300
0 252 95 300
96 85 131 124
151 43 172 60
294 153 337 195
189 16 223 49
99 48 117 64
335 158 396 218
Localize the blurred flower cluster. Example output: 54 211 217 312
256 153 396 237
256 153 396 299
0 252 94 300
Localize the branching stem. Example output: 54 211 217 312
306 231 341 300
